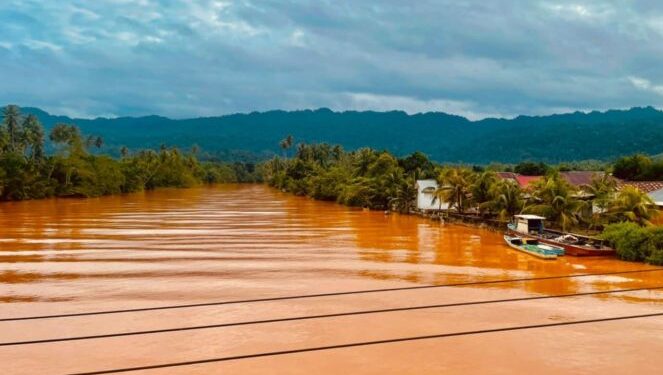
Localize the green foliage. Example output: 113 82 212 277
524 173 585 231
514 161 549 176
471 171 498 214
399 151 435 180
265 143 415 211
606 186 658 226
481 179 524 221
601 222 663 265
0 105 254 202
612 154 663 181
434 167 476 213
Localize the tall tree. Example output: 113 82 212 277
581 173 617 214
2 105 22 153
525 173 584 231
21 115 45 161
279 135 294 158
434 167 475 214
482 179 523 221
471 171 498 213
50 123 85 156
607 186 658 226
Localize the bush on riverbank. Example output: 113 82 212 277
0 105 259 201
600 222 663 265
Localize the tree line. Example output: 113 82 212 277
0 105 259 201
612 154 663 181
264 137 661 265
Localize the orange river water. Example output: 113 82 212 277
0 184 662 374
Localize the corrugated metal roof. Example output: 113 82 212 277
560 171 605 186
496 172 518 180
616 180 663 193
516 175 542 187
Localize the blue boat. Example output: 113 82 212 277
503 234 565 259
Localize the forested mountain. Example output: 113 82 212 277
17 106 663 164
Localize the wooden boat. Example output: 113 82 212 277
503 234 562 259
507 215 616 257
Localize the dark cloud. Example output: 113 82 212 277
0 0 662 119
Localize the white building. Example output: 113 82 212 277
415 179 449 211
650 188 663 208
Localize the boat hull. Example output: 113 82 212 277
503 235 558 259
506 228 615 257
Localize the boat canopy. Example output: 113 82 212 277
514 214 546 220
513 214 545 235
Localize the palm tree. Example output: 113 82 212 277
471 171 497 213
389 177 417 213
21 115 45 161
2 105 22 152
433 167 475 214
607 186 658 226
481 179 523 221
579 173 617 228
279 135 293 158
525 173 584 231
581 173 617 213
352 148 377 176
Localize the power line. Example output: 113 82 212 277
68 311 663 375
2 268 661 322
2 285 660 347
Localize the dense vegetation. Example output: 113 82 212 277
612 154 663 181
264 143 431 213
18 105 663 164
601 223 663 265
0 105 259 201
265 139 661 265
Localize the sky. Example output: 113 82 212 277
1 0 663 120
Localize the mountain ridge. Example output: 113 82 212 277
10 105 663 163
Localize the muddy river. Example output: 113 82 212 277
1 184 661 374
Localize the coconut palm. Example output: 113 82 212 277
279 135 294 158
481 179 524 221
525 173 584 231
581 173 617 212
471 171 497 213
2 105 22 152
389 177 417 213
433 167 475 214
352 147 377 176
607 186 658 226
21 115 45 161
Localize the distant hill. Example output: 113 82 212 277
15 106 663 164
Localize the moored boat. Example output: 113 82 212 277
503 234 562 259
507 215 616 257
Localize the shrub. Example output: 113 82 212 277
601 222 653 262
645 227 663 265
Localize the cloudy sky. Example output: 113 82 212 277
1 0 663 119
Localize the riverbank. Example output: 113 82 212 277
263 142 663 265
